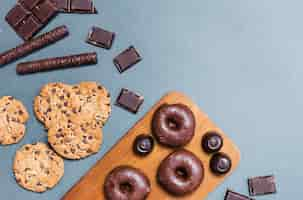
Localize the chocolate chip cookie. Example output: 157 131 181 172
13 143 64 193
0 96 29 145
71 82 111 128
48 119 102 159
34 83 74 129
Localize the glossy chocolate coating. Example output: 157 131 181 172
210 152 232 175
157 149 204 196
104 166 151 200
201 132 223 153
133 134 154 156
152 104 195 147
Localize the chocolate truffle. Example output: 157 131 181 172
201 132 223 153
133 134 154 156
210 152 232 175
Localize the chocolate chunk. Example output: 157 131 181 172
133 134 154 156
16 52 97 75
201 132 223 153
113 46 142 73
0 25 68 67
5 0 58 40
51 0 97 14
210 152 232 175
248 175 277 196
116 88 144 113
86 26 115 49
224 190 254 200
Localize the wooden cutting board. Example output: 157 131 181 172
62 91 240 200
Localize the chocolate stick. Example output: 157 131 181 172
0 25 69 67
16 52 97 75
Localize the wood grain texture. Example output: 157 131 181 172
62 91 240 200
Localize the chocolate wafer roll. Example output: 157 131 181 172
0 25 69 67
16 52 97 74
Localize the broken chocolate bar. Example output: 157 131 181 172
51 0 97 14
6 0 58 40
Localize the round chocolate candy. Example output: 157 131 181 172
133 134 154 156
209 152 232 175
201 132 223 153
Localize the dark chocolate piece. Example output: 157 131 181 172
225 190 254 200
116 88 144 113
86 26 115 49
133 135 154 156
248 175 276 196
51 0 97 14
0 25 68 67
16 52 97 74
210 152 232 175
201 132 223 153
6 0 58 40
114 46 142 73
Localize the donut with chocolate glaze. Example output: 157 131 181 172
152 104 195 147
157 149 204 196
104 166 151 200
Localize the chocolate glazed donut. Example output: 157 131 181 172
104 166 151 200
152 104 196 147
157 149 204 196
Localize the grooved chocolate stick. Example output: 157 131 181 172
16 52 97 75
0 25 69 67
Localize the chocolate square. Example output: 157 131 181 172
31 0 57 23
116 88 144 113
248 175 277 196
51 0 97 13
16 15 42 40
86 26 115 49
224 190 254 200
71 0 91 11
5 4 30 28
114 46 142 73
20 0 41 10
51 0 69 11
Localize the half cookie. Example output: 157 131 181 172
0 96 29 145
13 143 64 192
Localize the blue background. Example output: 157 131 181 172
0 0 300 199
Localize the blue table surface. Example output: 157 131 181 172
0 0 301 199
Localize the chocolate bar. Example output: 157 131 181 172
224 190 254 200
6 0 58 40
51 0 97 14
16 52 97 74
86 26 115 49
116 88 144 113
0 25 68 67
113 46 142 73
248 175 277 196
